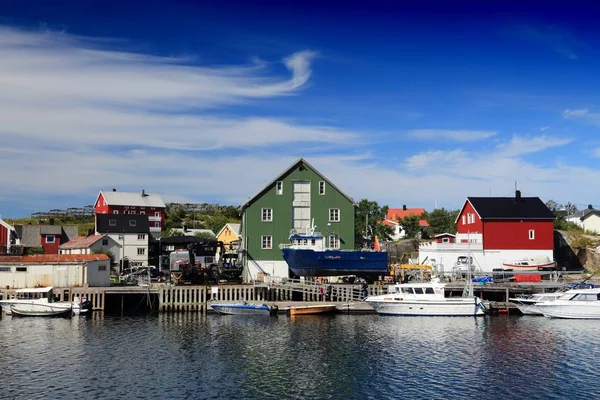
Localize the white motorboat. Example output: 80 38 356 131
536 288 600 319
509 292 564 315
509 281 599 315
10 302 72 317
365 277 486 316
0 286 83 316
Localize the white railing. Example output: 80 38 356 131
419 242 483 250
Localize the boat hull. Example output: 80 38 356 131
289 305 338 316
210 303 271 315
281 248 388 279
537 303 600 319
501 261 557 271
366 298 485 316
10 303 72 317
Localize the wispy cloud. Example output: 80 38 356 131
496 135 572 156
408 129 496 142
517 26 581 60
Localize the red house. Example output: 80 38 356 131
419 190 555 273
455 190 554 251
0 218 17 254
94 189 166 235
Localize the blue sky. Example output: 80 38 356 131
1 0 600 217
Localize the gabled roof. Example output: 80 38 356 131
581 209 600 221
434 233 456 238
96 214 150 234
242 158 356 210
386 208 429 227
96 190 166 208
15 225 78 247
60 234 118 249
567 206 600 220
215 223 241 238
457 194 555 221
0 254 110 263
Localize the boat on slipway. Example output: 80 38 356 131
502 256 557 271
365 277 486 316
210 302 279 316
279 222 388 281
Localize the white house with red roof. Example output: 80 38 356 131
419 191 555 275
94 189 166 236
60 234 121 267
383 206 429 240
0 254 111 288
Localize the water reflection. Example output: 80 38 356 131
1 313 600 399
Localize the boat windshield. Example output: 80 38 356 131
569 293 600 301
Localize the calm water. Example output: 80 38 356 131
0 312 599 399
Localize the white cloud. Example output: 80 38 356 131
563 108 590 118
408 129 496 142
540 126 549 132
495 135 572 157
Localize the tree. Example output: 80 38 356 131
92 248 116 266
207 215 231 236
423 208 459 236
194 231 215 239
161 229 184 238
564 202 578 215
544 199 562 212
355 199 394 244
399 215 421 239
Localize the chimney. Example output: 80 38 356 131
49 218 55 225
141 189 146 197
112 188 116 192
515 190 521 202
588 204 593 210
403 205 407 211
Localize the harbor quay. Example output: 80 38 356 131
1 278 584 315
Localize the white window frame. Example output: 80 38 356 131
113 210 119 214
442 238 450 243
137 248 146 255
129 220 137 227
102 239 109 246
45 235 55 244
329 208 340 222
276 181 283 195
109 220 117 227
140 211 145 215
154 222 160 228
131 210 136 215
328 235 340 249
262 208 273 222
261 235 273 249
319 181 325 195
138 234 146 240
529 230 535 240
155 211 160 217
462 216 466 225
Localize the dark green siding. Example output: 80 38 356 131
242 162 355 262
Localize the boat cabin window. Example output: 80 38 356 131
425 288 434 294
413 288 424 294
311 239 316 245
572 293 598 301
401 287 413 294
434 289 443 295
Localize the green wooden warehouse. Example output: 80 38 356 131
240 158 356 281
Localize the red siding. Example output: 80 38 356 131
95 193 108 214
482 220 554 250
41 234 61 254
456 200 483 234
435 235 455 243
0 224 7 254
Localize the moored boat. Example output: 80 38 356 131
509 281 599 315
279 222 388 281
289 304 338 316
536 288 600 319
365 277 486 316
210 302 279 315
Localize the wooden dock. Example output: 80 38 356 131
0 279 581 315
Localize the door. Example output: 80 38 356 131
292 181 311 232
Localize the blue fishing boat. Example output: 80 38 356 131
279 224 388 281
210 302 278 315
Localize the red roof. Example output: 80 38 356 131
60 235 106 249
386 208 429 227
0 254 110 263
